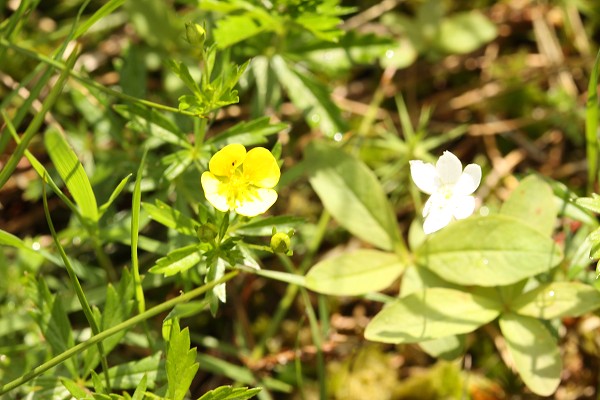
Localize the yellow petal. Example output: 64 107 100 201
234 187 278 217
243 147 280 188
201 171 230 212
209 143 246 177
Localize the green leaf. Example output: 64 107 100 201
131 374 148 400
586 49 600 192
142 200 199 236
100 353 164 390
61 377 89 399
419 335 466 361
149 245 203 277
166 320 199 400
364 288 501 344
207 116 286 147
576 193 600 214
306 141 400 251
416 215 562 286
271 55 347 138
114 104 189 148
500 175 558 236
511 282 600 319
0 229 29 251
198 385 262 400
435 11 497 54
499 313 561 396
305 249 405 296
233 215 303 236
214 14 271 48
98 174 132 218
44 128 98 222
73 0 125 39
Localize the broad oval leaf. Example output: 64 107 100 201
499 313 561 396
306 142 400 251
364 288 501 344
45 128 98 222
511 282 600 319
500 175 557 236
416 215 562 287
305 249 404 296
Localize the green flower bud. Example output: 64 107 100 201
270 230 294 255
185 22 206 47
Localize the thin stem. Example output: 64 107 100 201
0 38 200 118
42 182 111 390
0 270 239 396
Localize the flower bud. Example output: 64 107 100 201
185 22 206 47
270 230 294 255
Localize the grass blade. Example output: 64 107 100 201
586 49 600 194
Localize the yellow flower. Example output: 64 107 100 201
201 144 280 217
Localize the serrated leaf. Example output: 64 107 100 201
499 313 561 396
416 215 562 286
305 249 404 296
306 141 400 251
500 175 557 236
167 320 199 400
511 282 600 319
364 288 501 344
44 128 98 222
198 385 262 400
149 245 203 277
142 200 198 236
272 55 347 138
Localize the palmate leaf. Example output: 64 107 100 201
44 128 98 223
166 320 199 400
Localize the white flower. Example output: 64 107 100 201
410 151 482 234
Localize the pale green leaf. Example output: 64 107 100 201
272 56 347 138
419 335 466 360
500 175 557 236
44 128 98 222
100 353 164 390
61 377 89 399
435 11 497 54
416 215 562 286
499 313 561 396
214 15 270 48
306 141 400 251
73 0 125 39
131 374 148 400
364 288 501 344
576 193 600 214
305 249 404 296
511 282 600 319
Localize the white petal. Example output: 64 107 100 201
410 160 439 195
452 195 476 219
423 206 453 234
454 164 482 196
436 151 462 185
234 187 278 217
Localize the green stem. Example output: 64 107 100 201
300 288 326 400
0 38 198 117
42 183 111 390
0 270 239 396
